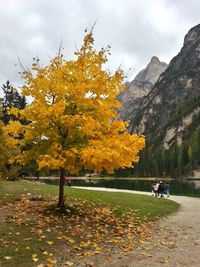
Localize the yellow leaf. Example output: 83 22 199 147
73 246 80 250
68 239 75 243
161 257 169 264
4 256 12 260
47 258 57 264
65 261 74 266
37 229 43 235
47 241 54 245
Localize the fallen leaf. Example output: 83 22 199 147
47 258 57 264
4 256 12 260
37 229 43 235
47 241 54 245
68 239 75 243
64 261 74 266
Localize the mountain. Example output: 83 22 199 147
129 24 200 177
118 56 167 121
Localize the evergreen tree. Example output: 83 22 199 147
1 80 26 124
0 81 27 179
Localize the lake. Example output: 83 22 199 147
43 177 200 197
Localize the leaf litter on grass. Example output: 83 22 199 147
0 194 151 266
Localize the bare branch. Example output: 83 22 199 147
90 17 99 33
58 38 63 57
17 52 28 73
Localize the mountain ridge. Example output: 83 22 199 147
123 24 200 177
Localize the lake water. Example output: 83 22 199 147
44 178 200 197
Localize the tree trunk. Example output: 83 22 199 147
58 168 65 207
36 170 40 180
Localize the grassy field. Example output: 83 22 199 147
0 180 179 266
0 180 179 218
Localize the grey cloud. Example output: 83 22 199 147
0 0 199 92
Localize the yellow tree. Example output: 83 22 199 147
0 120 20 178
5 31 145 207
0 121 9 176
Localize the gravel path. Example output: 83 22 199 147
74 187 200 267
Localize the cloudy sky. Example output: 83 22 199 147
0 0 200 91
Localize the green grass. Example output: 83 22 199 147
0 180 179 266
0 180 179 219
69 188 179 219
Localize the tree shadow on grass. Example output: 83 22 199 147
43 203 79 218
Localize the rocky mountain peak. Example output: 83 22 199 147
134 56 167 84
183 24 200 47
118 57 167 121
150 56 160 64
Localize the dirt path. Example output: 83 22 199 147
75 187 200 267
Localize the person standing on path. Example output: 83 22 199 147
153 181 160 197
165 183 170 197
158 181 165 198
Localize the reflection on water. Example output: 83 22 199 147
70 178 200 197
190 180 200 189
